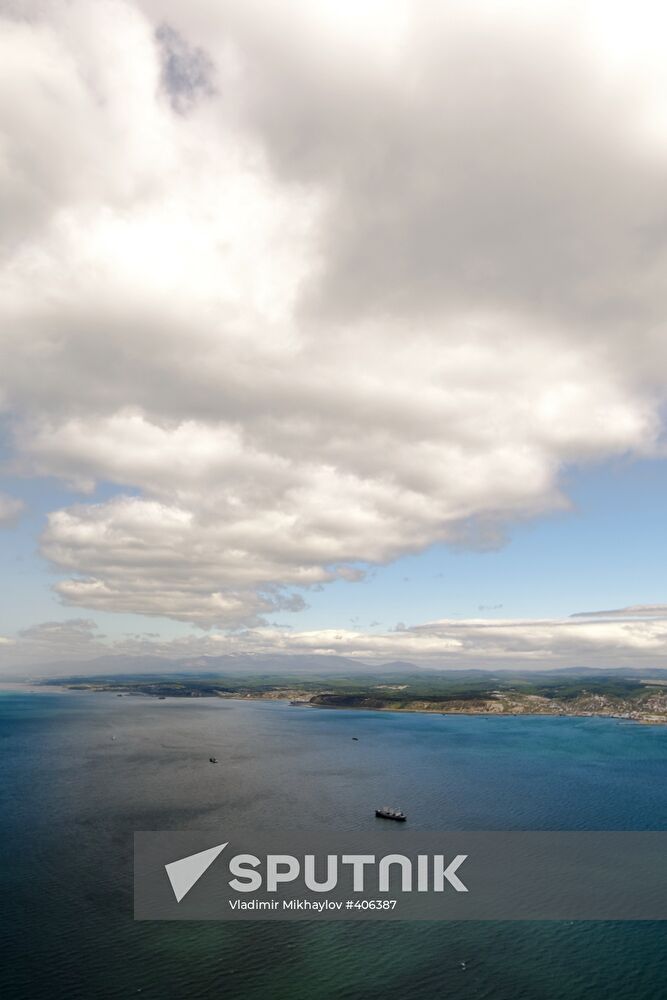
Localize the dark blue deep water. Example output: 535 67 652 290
1 690 667 999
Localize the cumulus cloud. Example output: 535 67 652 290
223 615 667 666
2 1 667 628
0 619 104 671
3 612 667 672
17 618 104 651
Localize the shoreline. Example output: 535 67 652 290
23 681 667 726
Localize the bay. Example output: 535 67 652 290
1 691 667 999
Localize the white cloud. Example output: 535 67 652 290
3 611 667 672
2 2 667 628
231 615 667 665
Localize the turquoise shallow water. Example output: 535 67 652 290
1 691 667 998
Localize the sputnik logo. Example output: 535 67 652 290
165 842 228 902
164 841 469 901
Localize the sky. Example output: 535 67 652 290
2 0 667 672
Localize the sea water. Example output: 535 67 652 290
1 691 667 999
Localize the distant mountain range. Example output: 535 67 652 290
30 652 667 683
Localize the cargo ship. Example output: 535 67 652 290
375 806 406 821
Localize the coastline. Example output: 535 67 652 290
0 681 71 695
36 680 667 726
216 690 667 725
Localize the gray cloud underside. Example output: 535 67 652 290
571 605 667 619
2 2 667 631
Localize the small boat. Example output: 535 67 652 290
352 737 359 741
209 757 218 763
375 806 406 821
